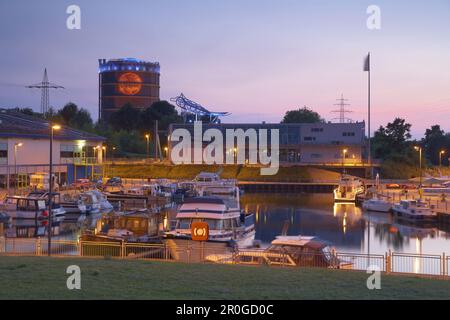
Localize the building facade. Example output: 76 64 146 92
0 110 106 188
168 122 366 165
98 58 160 120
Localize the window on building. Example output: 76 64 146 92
303 136 316 141
60 145 78 158
311 128 323 132
311 153 322 158
0 143 7 164
343 132 355 137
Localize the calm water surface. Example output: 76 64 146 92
238 193 450 255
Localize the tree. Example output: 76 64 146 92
59 103 78 124
140 100 183 131
109 103 141 131
422 125 448 165
372 118 412 159
281 106 324 123
55 102 94 131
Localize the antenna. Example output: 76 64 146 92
331 94 353 123
26 68 64 114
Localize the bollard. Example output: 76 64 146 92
385 250 392 274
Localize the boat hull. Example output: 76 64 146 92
392 208 437 223
362 202 392 213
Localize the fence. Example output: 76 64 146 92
0 237 448 279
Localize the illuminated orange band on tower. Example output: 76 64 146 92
118 72 142 95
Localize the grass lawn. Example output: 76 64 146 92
0 256 449 300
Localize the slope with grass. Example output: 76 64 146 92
105 164 341 182
0 257 449 300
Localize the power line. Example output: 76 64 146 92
26 68 64 114
331 93 353 123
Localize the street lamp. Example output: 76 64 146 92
14 142 23 192
414 146 423 191
102 146 107 163
439 150 446 169
48 124 60 256
145 134 150 158
342 148 348 174
164 146 168 159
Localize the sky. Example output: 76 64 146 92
0 0 449 137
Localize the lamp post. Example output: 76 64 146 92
145 134 150 159
102 146 107 163
414 146 423 196
164 146 168 159
14 142 23 192
48 124 60 256
439 150 446 170
342 148 348 174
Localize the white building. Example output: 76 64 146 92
0 109 106 189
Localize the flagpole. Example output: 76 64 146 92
367 52 372 179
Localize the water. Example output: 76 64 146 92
6 192 450 256
239 193 450 255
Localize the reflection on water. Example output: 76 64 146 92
240 193 450 255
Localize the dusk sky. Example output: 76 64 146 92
0 0 449 137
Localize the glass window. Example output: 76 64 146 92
178 219 191 229
223 219 232 230
203 219 221 230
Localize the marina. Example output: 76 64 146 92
1 0 450 303
2 179 450 270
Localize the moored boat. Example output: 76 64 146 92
0 195 66 222
165 196 255 248
333 174 365 203
362 197 392 213
392 200 437 223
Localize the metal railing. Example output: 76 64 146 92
391 252 445 276
0 237 448 279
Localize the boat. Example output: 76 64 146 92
362 197 392 213
27 191 86 215
89 190 114 212
333 174 365 202
0 195 65 222
81 209 161 244
165 196 255 248
392 200 437 223
263 235 352 268
207 235 352 269
60 192 88 214
192 172 238 197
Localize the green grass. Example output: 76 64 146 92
0 256 449 300
106 164 341 182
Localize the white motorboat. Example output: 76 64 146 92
392 200 437 223
165 197 255 247
192 172 238 197
333 174 365 202
89 190 114 212
77 191 101 214
362 197 392 213
0 195 65 222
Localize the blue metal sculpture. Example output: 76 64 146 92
170 93 230 123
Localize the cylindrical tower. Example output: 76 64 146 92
98 58 160 121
